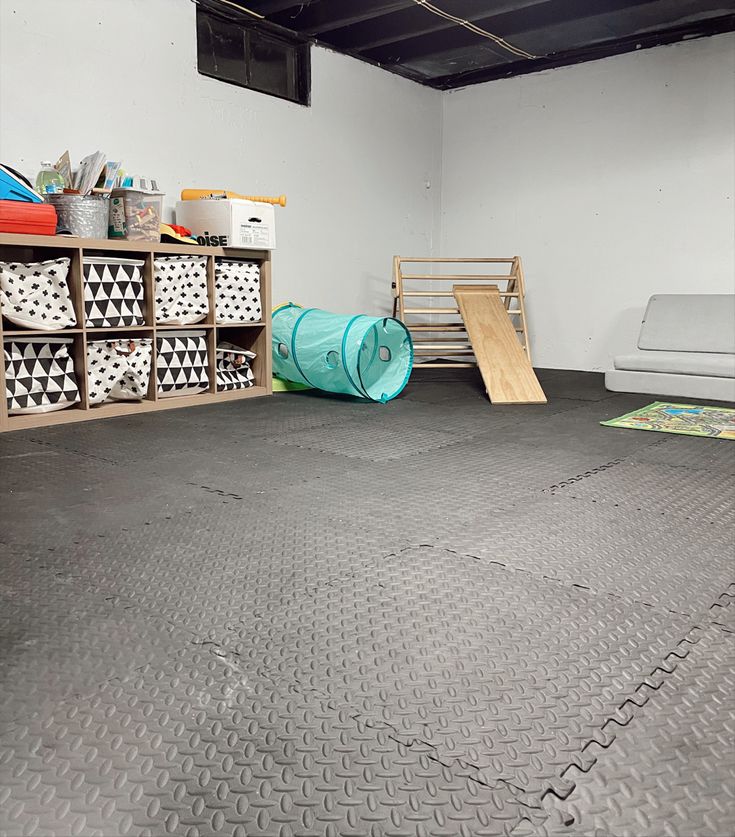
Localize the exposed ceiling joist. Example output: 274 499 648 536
285 0 413 35
361 0 663 64
325 0 550 52
429 12 735 87
247 0 307 14
224 0 735 88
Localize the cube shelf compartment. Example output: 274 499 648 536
0 233 272 432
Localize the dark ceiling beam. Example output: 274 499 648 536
308 0 414 35
214 0 735 89
325 0 551 51
428 13 735 88
360 0 660 64
263 0 414 35
245 0 305 14
197 0 314 40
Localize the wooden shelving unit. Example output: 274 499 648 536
0 233 272 432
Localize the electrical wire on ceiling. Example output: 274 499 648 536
194 0 265 19
194 0 537 61
409 0 538 59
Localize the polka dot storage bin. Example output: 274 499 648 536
153 255 208 325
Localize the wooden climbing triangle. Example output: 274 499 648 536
392 256 546 404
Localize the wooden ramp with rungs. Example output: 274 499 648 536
453 284 547 404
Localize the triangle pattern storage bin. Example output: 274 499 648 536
83 257 145 328
4 336 80 414
215 260 262 323
156 331 210 398
216 342 256 391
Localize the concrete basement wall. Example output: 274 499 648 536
441 32 735 372
0 0 442 315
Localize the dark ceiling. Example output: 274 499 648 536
216 0 735 89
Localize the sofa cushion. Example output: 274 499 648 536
605 370 735 402
638 294 735 353
615 350 735 378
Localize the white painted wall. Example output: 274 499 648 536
1 2 732 371
441 33 735 371
0 0 442 315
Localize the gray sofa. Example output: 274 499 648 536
605 294 735 402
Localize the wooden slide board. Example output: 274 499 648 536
453 284 547 404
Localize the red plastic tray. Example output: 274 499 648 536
0 200 57 236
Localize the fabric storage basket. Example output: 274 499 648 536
216 342 256 392
154 255 208 325
4 336 80 415
84 257 145 328
0 257 76 330
87 338 152 405
156 330 209 397
215 260 262 324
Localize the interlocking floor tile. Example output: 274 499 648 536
627 433 735 475
265 418 465 461
549 460 735 526
225 546 697 798
431 493 734 616
0 645 530 837
1 372 733 837
516 627 735 837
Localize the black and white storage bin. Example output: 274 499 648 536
4 336 80 414
216 342 256 392
156 330 209 397
154 255 208 325
0 258 76 330
215 260 261 323
87 338 152 405
84 257 145 328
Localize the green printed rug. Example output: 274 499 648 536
601 402 735 440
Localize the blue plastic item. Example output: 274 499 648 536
0 164 42 203
272 304 413 402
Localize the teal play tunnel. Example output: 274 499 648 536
272 304 413 402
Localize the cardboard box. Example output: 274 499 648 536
176 199 276 250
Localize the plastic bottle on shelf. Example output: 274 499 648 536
35 162 65 196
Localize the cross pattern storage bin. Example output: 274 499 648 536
87 339 152 405
157 331 210 397
215 259 262 323
216 342 256 391
4 336 80 414
0 234 272 432
84 257 145 327
0 257 76 330
154 255 208 325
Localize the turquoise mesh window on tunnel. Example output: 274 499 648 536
272 304 413 402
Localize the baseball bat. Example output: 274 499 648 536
180 189 287 207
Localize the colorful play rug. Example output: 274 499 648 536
601 402 735 440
